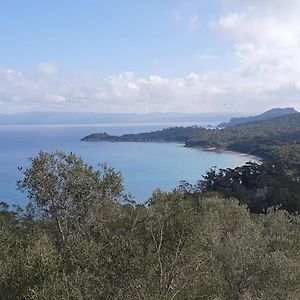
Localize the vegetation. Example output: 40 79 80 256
217 107 297 128
2 111 300 299
82 112 300 164
180 160 300 213
1 151 300 299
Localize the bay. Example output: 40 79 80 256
0 123 257 205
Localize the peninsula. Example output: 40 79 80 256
81 111 300 164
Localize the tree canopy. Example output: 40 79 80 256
0 151 299 299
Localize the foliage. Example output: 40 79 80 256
17 151 125 244
180 160 300 213
0 152 300 299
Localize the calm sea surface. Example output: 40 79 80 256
0 123 257 205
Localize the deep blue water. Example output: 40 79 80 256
0 123 257 205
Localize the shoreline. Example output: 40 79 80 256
184 144 262 162
82 137 262 162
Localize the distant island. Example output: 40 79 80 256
81 109 300 165
0 111 239 125
0 108 296 126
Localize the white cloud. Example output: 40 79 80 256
214 13 298 47
208 0 300 110
220 0 300 16
1 1 300 114
1 66 299 114
38 63 59 76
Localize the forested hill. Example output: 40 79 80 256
81 112 300 162
217 107 298 128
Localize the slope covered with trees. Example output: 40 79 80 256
82 112 300 163
1 151 300 299
217 107 298 128
1 111 300 299
180 159 300 213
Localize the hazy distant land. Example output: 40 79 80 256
0 111 244 125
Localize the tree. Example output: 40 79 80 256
18 151 125 244
180 160 300 213
4 152 299 299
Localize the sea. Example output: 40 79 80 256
0 122 257 206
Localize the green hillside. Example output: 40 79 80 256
217 107 298 128
82 113 300 162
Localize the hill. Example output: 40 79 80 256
217 107 298 128
82 112 300 164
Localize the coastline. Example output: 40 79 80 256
81 131 265 163
184 144 262 162
82 136 262 162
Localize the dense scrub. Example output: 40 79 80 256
1 151 300 299
180 160 300 213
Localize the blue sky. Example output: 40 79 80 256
1 0 300 113
0 0 229 76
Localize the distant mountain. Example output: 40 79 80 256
0 111 239 125
217 107 298 128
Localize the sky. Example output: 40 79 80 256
0 0 300 114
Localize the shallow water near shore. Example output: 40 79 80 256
0 123 257 206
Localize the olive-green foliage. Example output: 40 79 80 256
18 151 125 244
1 152 300 299
181 160 300 213
0 197 299 299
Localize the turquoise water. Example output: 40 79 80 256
0 123 256 205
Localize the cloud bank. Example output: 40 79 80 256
1 0 300 114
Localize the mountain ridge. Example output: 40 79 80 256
217 107 298 128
